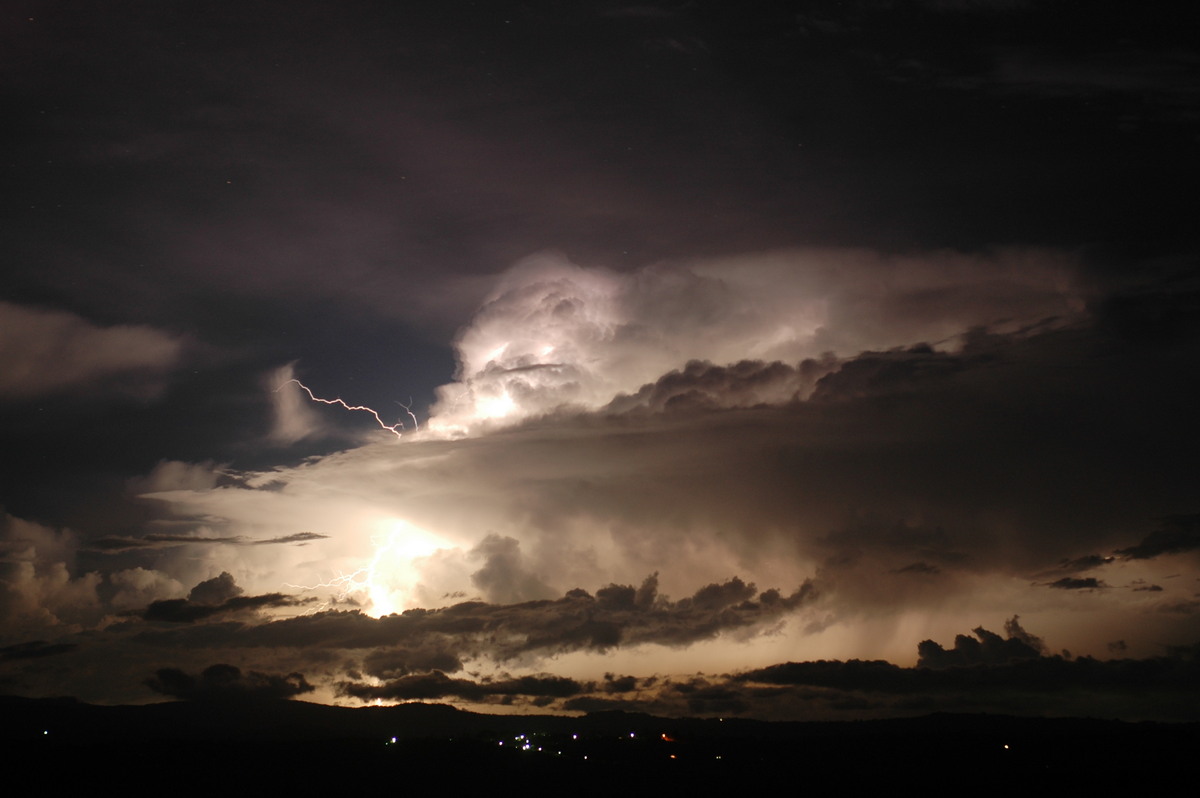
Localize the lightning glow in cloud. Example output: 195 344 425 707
424 249 1084 435
287 520 451 617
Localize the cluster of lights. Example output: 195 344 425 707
498 732 560 755
486 728 691 763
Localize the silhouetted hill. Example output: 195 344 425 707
4 696 1194 792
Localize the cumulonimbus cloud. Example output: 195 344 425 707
426 248 1085 433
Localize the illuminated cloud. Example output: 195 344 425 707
427 249 1084 433
110 251 1191 679
127 460 222 494
267 362 324 444
0 514 103 642
0 300 182 400
107 567 186 612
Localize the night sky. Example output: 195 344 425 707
2 1 1199 720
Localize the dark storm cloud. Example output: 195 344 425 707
1041 555 1114 576
916 621 1043 669
340 670 586 703
145 663 314 701
604 358 832 414
547 621 1200 720
782 648 1200 696
87 531 329 553
1003 615 1045 653
1116 516 1200 560
991 45 1200 103
1099 278 1200 349
135 576 816 675
1047 578 1105 591
730 646 1200 703
141 593 302 624
87 534 240 552
808 344 972 402
360 646 464 679
254 532 329 545
601 672 639 693
0 640 77 660
894 562 941 576
187 572 242 605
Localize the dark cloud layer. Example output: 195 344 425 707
88 531 329 553
0 640 77 661
136 575 816 676
146 663 314 701
916 619 1044 668
340 671 585 705
1047 577 1105 591
141 593 303 624
1116 516 1200 560
557 622 1200 720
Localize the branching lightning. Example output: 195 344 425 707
278 378 413 437
396 398 419 432
284 568 373 613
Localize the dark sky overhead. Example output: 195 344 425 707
2 0 1199 719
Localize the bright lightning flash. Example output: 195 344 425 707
476 390 516 420
278 378 415 437
290 520 450 617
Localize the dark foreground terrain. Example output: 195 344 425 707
4 696 1195 793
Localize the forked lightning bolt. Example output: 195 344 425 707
279 378 416 437
284 569 371 614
